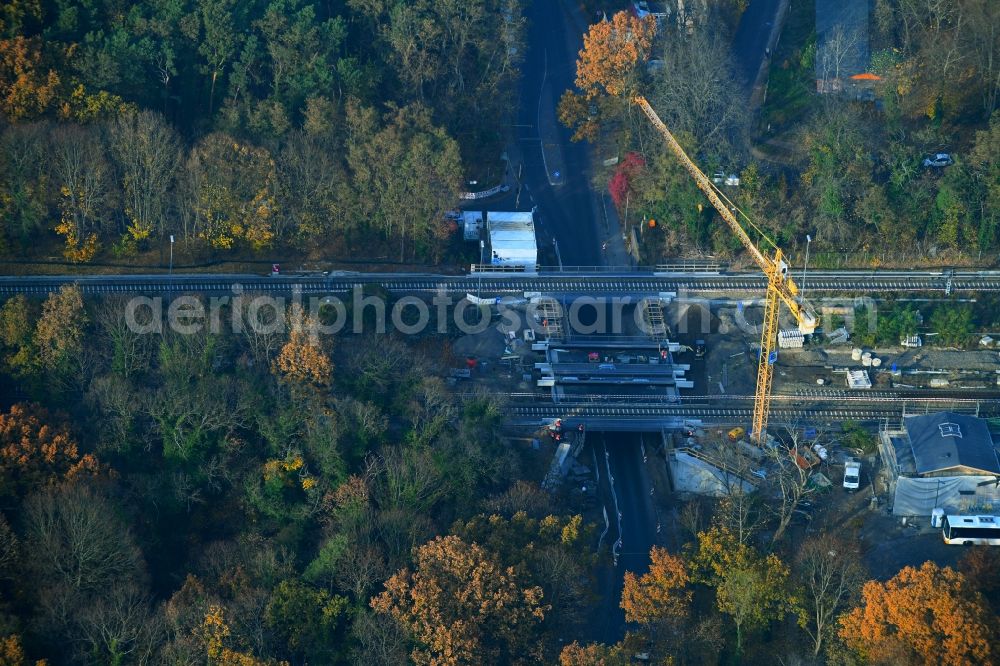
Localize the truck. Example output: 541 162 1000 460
843 458 861 490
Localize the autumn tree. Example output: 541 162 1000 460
451 511 596 637
557 89 601 142
839 561 997 666
346 102 462 260
0 36 60 121
0 402 100 500
0 633 45 666
689 526 793 654
34 284 87 375
272 309 333 389
0 293 35 378
957 547 1000 614
50 125 114 262
0 123 50 246
201 605 283 666
794 533 865 657
559 641 629 665
559 11 656 141
575 11 656 99
621 546 692 626
372 534 548 665
186 132 278 250
715 552 791 655
107 110 182 245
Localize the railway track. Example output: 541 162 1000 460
508 403 911 421
505 401 998 423
499 390 1000 404
497 390 1000 425
2 269 1000 296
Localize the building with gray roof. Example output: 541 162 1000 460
878 412 1000 517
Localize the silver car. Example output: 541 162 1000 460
922 153 954 167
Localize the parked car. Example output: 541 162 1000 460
843 458 861 490
922 153 954 168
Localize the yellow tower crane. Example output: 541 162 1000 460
633 96 818 443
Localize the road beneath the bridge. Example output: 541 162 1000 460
513 0 658 642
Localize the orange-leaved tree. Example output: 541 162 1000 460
0 402 100 500
575 11 656 99
558 11 656 142
272 310 333 389
0 36 60 122
838 561 997 666
201 605 287 666
35 284 87 372
0 632 47 666
621 545 691 625
558 640 629 665
371 535 548 665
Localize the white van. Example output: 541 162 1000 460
843 458 861 490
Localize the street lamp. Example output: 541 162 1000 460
801 234 811 293
169 235 174 275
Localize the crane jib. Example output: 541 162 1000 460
633 95 819 440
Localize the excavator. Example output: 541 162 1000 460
633 96 818 444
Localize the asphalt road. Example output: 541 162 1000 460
516 2 660 643
732 0 783 89
516 0 602 266
604 434 656 641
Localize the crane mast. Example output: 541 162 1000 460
633 96 817 442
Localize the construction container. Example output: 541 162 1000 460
778 329 804 349
852 348 863 361
847 370 872 389
929 378 950 388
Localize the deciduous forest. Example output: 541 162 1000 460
0 0 524 264
1 1 1000 665
0 287 997 664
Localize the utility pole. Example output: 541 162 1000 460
801 234 811 293
169 235 174 275
478 239 484 299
